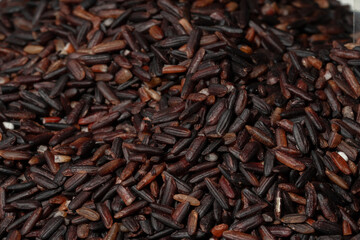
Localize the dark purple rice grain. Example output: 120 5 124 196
151 212 183 230
5 211 32 232
204 177 229 211
68 191 92 211
39 216 64 239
